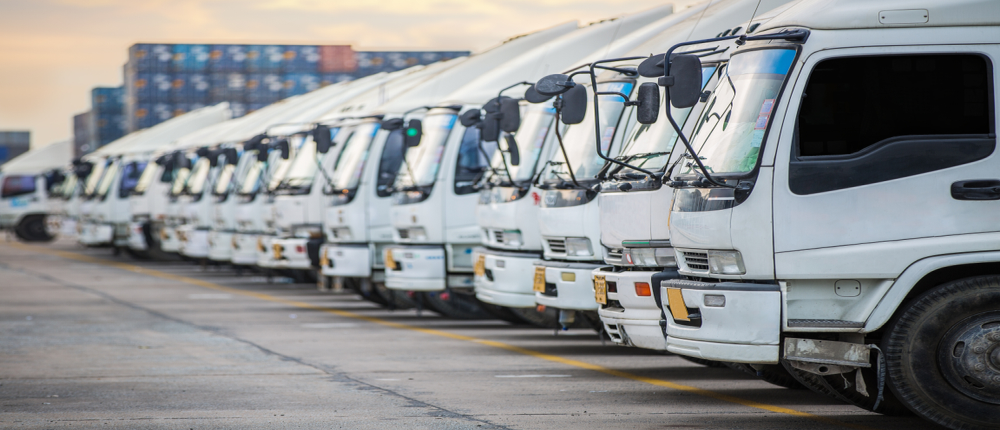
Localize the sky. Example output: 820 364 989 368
0 0 702 149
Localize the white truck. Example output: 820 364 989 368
0 140 72 242
626 0 998 427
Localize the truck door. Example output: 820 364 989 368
772 46 996 277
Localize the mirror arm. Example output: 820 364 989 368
586 60 658 182
662 92 732 189
475 131 501 185
551 105 583 190
314 154 336 191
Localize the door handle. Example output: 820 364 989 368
951 179 1000 200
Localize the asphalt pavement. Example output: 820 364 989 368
0 238 940 429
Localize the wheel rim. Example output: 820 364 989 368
938 310 1000 405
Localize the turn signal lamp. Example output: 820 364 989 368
635 282 652 296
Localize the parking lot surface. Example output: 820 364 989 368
0 238 939 429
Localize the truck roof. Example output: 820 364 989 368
759 0 1000 33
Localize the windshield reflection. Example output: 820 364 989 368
488 103 555 184
326 122 379 192
395 113 457 188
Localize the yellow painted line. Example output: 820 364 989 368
7 242 873 430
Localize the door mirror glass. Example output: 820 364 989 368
666 54 703 109
225 148 238 165
524 84 553 104
380 117 404 131
314 124 333 154
636 82 660 124
560 85 588 125
274 139 290 160
638 53 665 78
504 134 520 166
482 113 500 142
535 73 575 96
499 98 520 133
256 144 269 162
459 109 481 127
404 119 422 148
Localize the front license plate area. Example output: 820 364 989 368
532 266 546 293
594 275 607 305
474 255 486 277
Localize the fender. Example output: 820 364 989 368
864 250 1000 332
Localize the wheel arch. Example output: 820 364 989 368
865 251 1000 332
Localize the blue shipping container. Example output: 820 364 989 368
282 45 320 73
92 87 124 111
281 73 321 98
246 45 283 72
321 73 354 87
172 44 210 72
245 73 282 103
208 44 247 72
171 73 210 103
209 73 246 103
128 43 173 72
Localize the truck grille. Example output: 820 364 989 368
547 238 566 254
493 230 504 244
682 251 710 271
605 248 623 265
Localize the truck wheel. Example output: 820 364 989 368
348 278 390 307
373 282 417 310
15 215 54 242
884 276 1000 429
420 291 492 320
725 362 804 389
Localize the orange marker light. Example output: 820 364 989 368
635 282 652 297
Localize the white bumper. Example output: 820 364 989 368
270 237 312 270
534 261 605 311
597 269 665 350
127 222 148 251
384 245 462 291
256 234 278 268
473 248 541 308
230 233 260 266
320 243 373 278
178 226 209 258
207 231 233 262
79 222 113 246
661 280 782 364
159 225 180 252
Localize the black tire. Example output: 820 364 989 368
508 306 562 328
15 215 54 242
372 281 417 310
884 276 1000 429
679 355 727 368
420 291 493 320
780 355 910 415
725 362 805 390
348 278 390 307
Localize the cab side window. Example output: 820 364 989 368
791 54 993 195
1 175 36 198
376 129 405 197
454 126 493 195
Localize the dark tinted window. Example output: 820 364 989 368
2 175 36 198
798 54 991 157
454 126 493 195
376 129 405 197
118 161 148 198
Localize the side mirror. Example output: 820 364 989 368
403 119 422 148
314 124 333 154
225 147 238 165
482 113 500 142
273 139 290 160
638 53 665 78
560 85 588 125
154 154 169 165
524 84 553 104
74 162 93 179
174 151 191 169
256 144 269 162
535 74 575 96
504 134 520 166
380 118 404 131
499 98 520 133
196 147 210 157
636 82 661 124
663 54 702 109
459 109 481 127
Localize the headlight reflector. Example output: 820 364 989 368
707 250 746 275
564 237 593 257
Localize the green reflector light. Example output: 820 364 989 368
406 129 418 137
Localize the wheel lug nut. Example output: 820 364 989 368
974 346 987 354
974 363 986 371
994 376 1000 383
990 332 1000 342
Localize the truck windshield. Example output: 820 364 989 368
83 159 109 198
238 158 264 196
55 174 77 200
133 160 159 195
541 81 634 183
682 48 796 175
169 163 191 196
267 137 301 192
615 67 717 175
326 122 379 193
395 113 457 188
491 103 555 183
96 159 121 199
185 158 212 196
118 161 148 199
213 163 236 195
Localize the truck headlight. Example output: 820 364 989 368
564 238 593 257
399 227 427 241
292 225 323 239
501 230 522 247
623 248 676 267
330 227 352 240
707 250 746 275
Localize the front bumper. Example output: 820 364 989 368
597 269 667 350
256 235 278 268
159 225 180 252
230 233 260 265
178 226 209 258
384 245 472 291
534 260 606 311
661 279 781 363
207 230 233 262
320 243 373 277
79 222 113 246
270 237 312 270
473 248 541 308
127 222 148 251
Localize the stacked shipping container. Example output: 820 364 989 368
0 131 31 165
124 44 469 131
